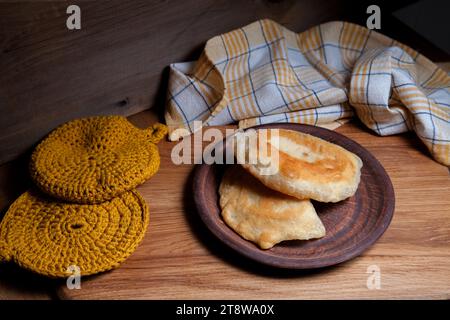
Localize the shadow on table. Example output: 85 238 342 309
0 263 61 300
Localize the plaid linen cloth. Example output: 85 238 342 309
165 19 450 166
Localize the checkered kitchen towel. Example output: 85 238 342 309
165 19 450 166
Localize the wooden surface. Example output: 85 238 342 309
49 110 450 300
0 0 346 165
0 1 449 298
194 124 395 269
1 63 449 300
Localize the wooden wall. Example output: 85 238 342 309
0 0 346 164
0 0 447 165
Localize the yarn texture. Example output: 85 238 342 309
0 189 149 278
30 116 167 204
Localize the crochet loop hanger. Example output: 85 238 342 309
145 123 168 144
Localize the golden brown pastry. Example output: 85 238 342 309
219 166 325 249
239 129 362 202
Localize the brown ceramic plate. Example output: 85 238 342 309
193 123 395 269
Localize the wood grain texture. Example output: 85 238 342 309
0 18 450 299
0 0 345 165
194 124 395 269
2 0 447 166
54 111 450 300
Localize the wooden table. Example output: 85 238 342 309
53 110 449 299
1 1 449 300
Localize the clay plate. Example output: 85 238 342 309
193 123 395 269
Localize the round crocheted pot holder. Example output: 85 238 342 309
30 116 167 203
0 189 149 278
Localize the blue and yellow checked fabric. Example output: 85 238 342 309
165 20 450 166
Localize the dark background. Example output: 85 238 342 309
0 0 449 166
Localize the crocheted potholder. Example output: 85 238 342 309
30 116 167 203
0 189 149 278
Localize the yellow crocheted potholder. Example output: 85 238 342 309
30 116 167 203
0 189 149 278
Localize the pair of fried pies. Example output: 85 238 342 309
219 129 363 249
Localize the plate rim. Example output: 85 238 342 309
193 123 395 269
